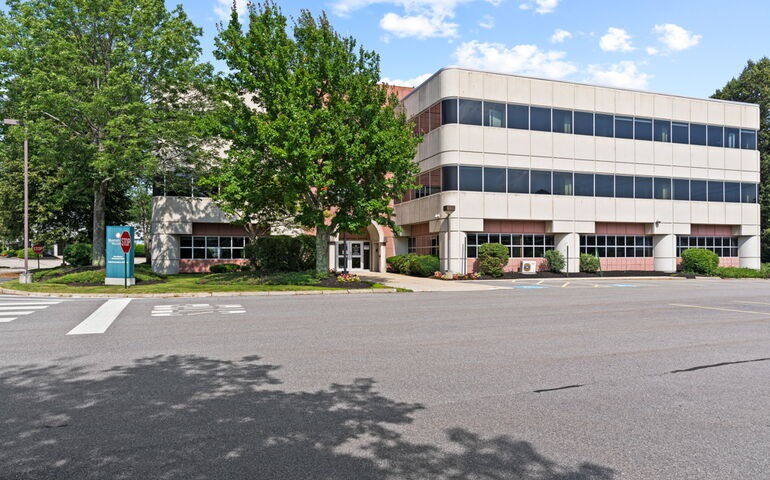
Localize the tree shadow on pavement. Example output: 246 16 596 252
0 355 615 479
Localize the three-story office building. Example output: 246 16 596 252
395 67 761 273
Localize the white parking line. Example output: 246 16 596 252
734 300 770 306
67 299 132 335
669 303 770 316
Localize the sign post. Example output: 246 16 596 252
106 226 135 286
33 244 43 271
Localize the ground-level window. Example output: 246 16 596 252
677 236 738 257
466 233 554 258
179 235 249 260
408 235 439 256
580 235 653 258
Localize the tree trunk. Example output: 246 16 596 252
315 224 330 274
92 181 108 266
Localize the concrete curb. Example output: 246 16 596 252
0 287 398 299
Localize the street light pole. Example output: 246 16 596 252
3 119 31 283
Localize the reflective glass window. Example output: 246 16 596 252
484 167 506 192
740 130 756 150
635 177 653 199
441 165 458 190
483 102 506 128
673 179 689 201
724 128 739 149
530 107 551 132
741 183 757 203
508 169 529 193
595 174 614 197
574 111 593 135
690 180 707 201
654 119 671 142
672 122 689 144
441 98 457 124
635 118 652 141
595 114 614 137
707 181 724 202
724 182 740 203
458 99 482 126
654 178 672 200
507 104 529 130
552 109 573 134
708 125 724 147
530 170 552 194
615 175 634 198
690 123 707 145
574 173 594 196
615 116 633 139
459 166 482 191
553 172 573 195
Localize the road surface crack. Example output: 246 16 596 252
533 384 584 393
668 357 770 374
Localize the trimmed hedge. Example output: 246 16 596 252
714 266 769 279
134 243 146 257
209 263 241 274
580 253 600 273
63 243 92 266
544 249 565 273
478 243 509 277
244 235 315 272
681 248 718 275
386 254 440 277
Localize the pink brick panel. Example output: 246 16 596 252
179 259 250 273
483 220 546 234
594 222 646 235
690 224 734 236
599 258 655 271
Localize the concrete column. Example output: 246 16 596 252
738 235 761 270
327 241 337 272
439 222 465 274
653 234 676 273
554 233 579 273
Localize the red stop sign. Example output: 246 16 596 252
120 231 132 254
32 245 44 255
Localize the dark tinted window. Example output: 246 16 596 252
507 104 529 130
553 172 573 195
574 111 593 135
530 107 551 132
741 130 756 150
595 174 614 197
707 181 724 202
672 122 689 144
741 183 757 203
616 175 634 198
673 179 689 200
707 125 723 147
615 116 633 139
595 114 613 137
483 102 506 128
724 128 739 148
484 167 506 192
458 99 482 126
654 178 671 200
574 173 594 196
508 169 529 193
552 109 573 134
690 123 707 145
530 170 552 194
441 165 458 190
724 182 740 202
635 177 653 199
441 99 457 124
654 119 671 142
690 180 706 201
635 118 652 141
459 166 482 191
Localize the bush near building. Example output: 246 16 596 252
209 263 241 274
580 253 600 273
63 243 92 266
478 243 509 277
680 248 719 275
386 254 440 277
544 250 565 273
244 235 315 272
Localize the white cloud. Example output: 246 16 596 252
645 46 659 56
599 27 634 52
380 73 433 87
518 0 559 13
586 61 651 89
380 12 459 38
478 14 495 29
519 3 531 9
453 40 578 79
550 29 572 43
214 0 248 21
653 23 702 51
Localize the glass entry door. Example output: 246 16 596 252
337 241 371 271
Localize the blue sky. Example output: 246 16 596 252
3 1 768 98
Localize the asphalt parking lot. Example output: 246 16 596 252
0 278 768 479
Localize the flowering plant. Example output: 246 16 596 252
336 272 360 283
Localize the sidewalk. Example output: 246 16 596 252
356 271 500 292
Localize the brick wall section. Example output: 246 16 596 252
192 223 249 236
179 259 250 273
594 222 647 235
483 220 546 233
600 258 655 271
690 224 734 236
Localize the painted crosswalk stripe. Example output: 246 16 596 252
67 299 131 335
0 305 51 310
0 301 61 306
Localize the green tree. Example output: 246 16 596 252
712 58 770 261
211 1 420 273
0 0 213 265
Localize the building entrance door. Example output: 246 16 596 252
337 241 371 271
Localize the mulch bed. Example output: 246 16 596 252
318 276 375 289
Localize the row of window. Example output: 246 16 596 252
580 235 653 258
677 236 738 257
407 236 440 256
466 233 555 258
412 98 758 150
179 235 249 260
397 165 759 204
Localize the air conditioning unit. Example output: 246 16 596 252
521 260 538 274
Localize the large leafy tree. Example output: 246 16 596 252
713 58 770 261
0 0 213 264
212 1 420 272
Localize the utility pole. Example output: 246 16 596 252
3 119 31 283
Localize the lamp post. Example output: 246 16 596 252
442 204 455 275
3 119 31 284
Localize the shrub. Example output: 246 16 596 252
134 243 146 257
209 263 241 274
478 242 509 277
714 266 769 279
580 253 600 273
544 249 565 273
63 243 92 266
2 249 16 257
386 254 439 277
680 248 718 275
244 235 315 272
15 248 42 259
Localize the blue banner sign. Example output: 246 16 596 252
106 225 135 286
